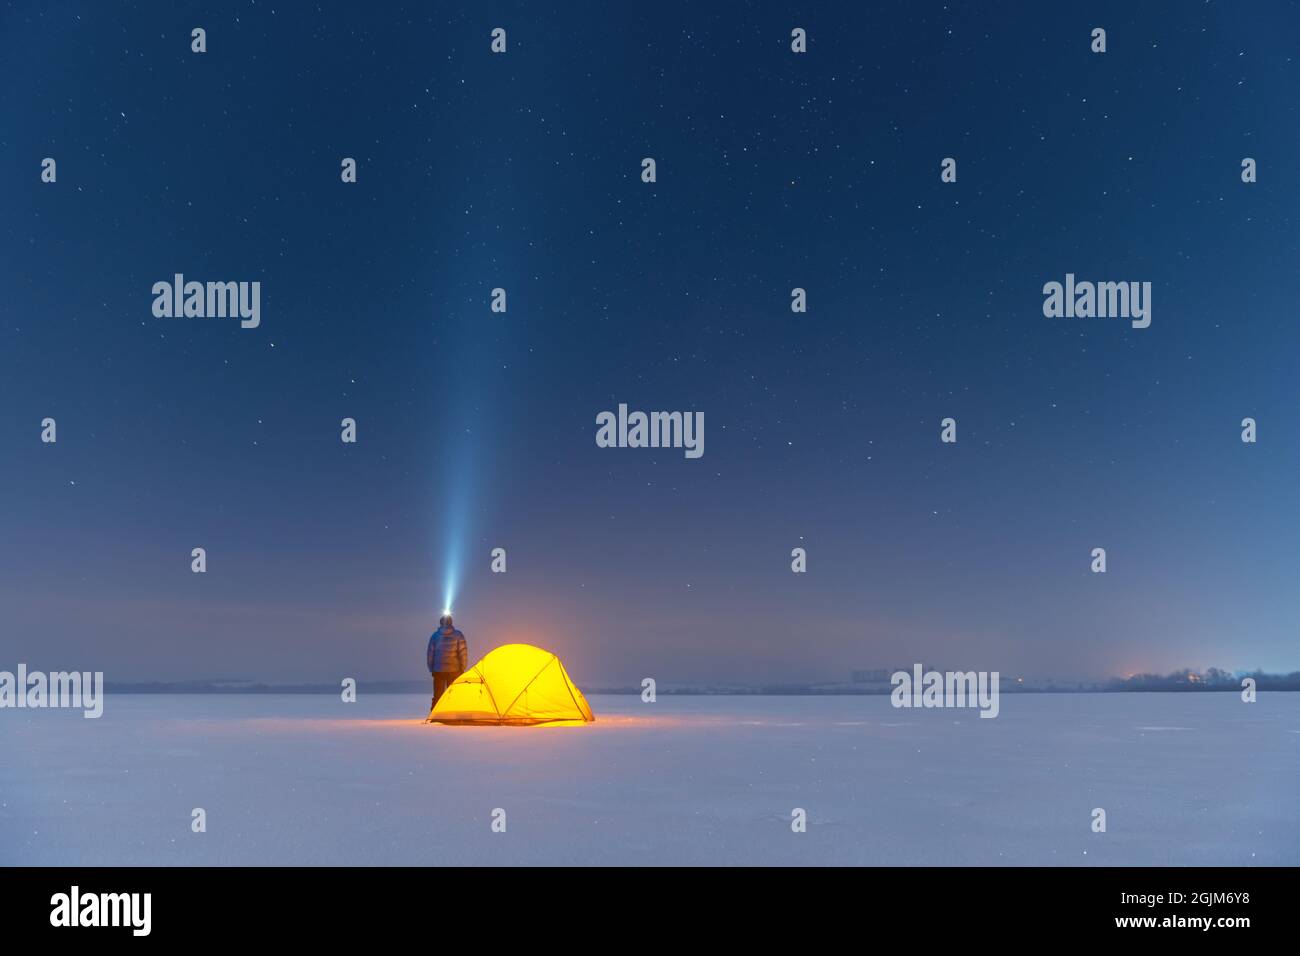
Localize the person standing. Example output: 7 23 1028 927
427 613 468 708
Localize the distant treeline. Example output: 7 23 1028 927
1107 668 1300 692
599 669 1300 695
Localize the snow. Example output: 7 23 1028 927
2 692 1296 865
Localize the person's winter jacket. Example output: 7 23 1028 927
427 625 468 673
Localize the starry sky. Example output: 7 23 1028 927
3 1 1299 685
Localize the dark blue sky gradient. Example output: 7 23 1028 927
3 1 1299 683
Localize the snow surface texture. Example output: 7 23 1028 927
3 693 1296 865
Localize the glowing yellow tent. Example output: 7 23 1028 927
427 643 595 725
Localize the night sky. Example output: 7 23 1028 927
4 2 1298 685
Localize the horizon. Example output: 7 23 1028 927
72 663 1300 691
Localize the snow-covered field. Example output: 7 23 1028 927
3 692 1296 865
